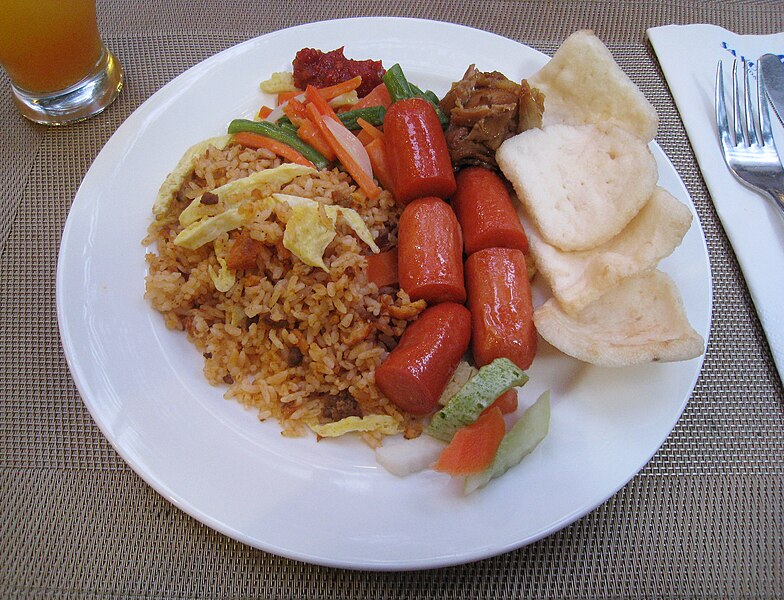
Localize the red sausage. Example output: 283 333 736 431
375 302 471 415
398 197 466 304
451 167 529 255
465 248 537 370
384 98 457 204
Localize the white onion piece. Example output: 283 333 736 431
264 92 305 123
323 116 373 180
375 435 446 477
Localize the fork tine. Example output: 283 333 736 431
757 60 775 148
732 59 747 146
743 59 761 146
715 61 734 151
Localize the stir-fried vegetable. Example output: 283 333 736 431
464 391 550 494
427 358 529 442
227 119 330 169
382 63 449 126
232 131 315 167
433 406 506 475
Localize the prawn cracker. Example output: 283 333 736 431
533 270 704 367
529 29 658 143
497 122 657 252
524 187 693 314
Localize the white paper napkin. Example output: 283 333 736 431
647 24 784 383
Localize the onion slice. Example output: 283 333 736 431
323 116 374 181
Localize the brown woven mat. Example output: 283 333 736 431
2 0 783 597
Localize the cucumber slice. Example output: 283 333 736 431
464 390 550 494
426 358 528 442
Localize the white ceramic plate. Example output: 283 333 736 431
57 17 712 570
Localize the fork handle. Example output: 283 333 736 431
761 186 784 218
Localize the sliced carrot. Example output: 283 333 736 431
354 82 392 109
356 117 385 141
365 137 394 193
316 75 362 101
357 129 375 146
297 118 336 161
282 97 308 126
257 105 273 120
306 102 381 200
433 407 506 475
481 389 518 416
366 248 398 288
232 131 315 168
276 90 302 106
305 84 339 120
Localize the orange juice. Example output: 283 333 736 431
0 0 103 93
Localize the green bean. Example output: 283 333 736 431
382 64 414 104
337 105 386 130
410 84 449 127
384 65 448 127
227 119 329 169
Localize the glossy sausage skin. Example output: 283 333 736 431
465 247 537 369
398 196 466 304
375 302 471 415
451 167 529 255
384 98 457 204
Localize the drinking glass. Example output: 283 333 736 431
0 0 123 125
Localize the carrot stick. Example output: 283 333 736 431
257 105 273 120
282 97 308 126
276 90 302 106
366 248 398 288
365 137 394 193
316 76 362 101
357 129 375 147
433 407 506 475
305 84 339 120
306 102 381 200
232 131 315 167
356 117 385 141
481 389 518 416
296 118 336 161
354 83 392 109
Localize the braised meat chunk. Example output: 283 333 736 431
439 65 544 170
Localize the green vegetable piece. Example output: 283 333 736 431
174 207 246 250
227 119 330 169
464 390 550 494
426 358 529 442
410 84 449 127
337 105 386 130
382 63 414 104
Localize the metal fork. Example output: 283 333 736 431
715 58 784 216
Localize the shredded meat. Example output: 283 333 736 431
321 392 362 421
439 65 545 169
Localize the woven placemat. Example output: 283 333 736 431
2 1 783 598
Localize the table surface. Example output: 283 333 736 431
2 1 783 598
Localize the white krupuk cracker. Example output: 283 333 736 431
534 270 704 367
529 29 658 143
498 123 657 252
525 187 693 314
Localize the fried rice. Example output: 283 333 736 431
143 142 426 445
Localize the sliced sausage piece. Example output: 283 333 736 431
375 302 471 415
398 197 466 304
384 98 457 204
451 167 529 255
466 247 537 369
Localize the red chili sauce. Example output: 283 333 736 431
292 47 385 98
